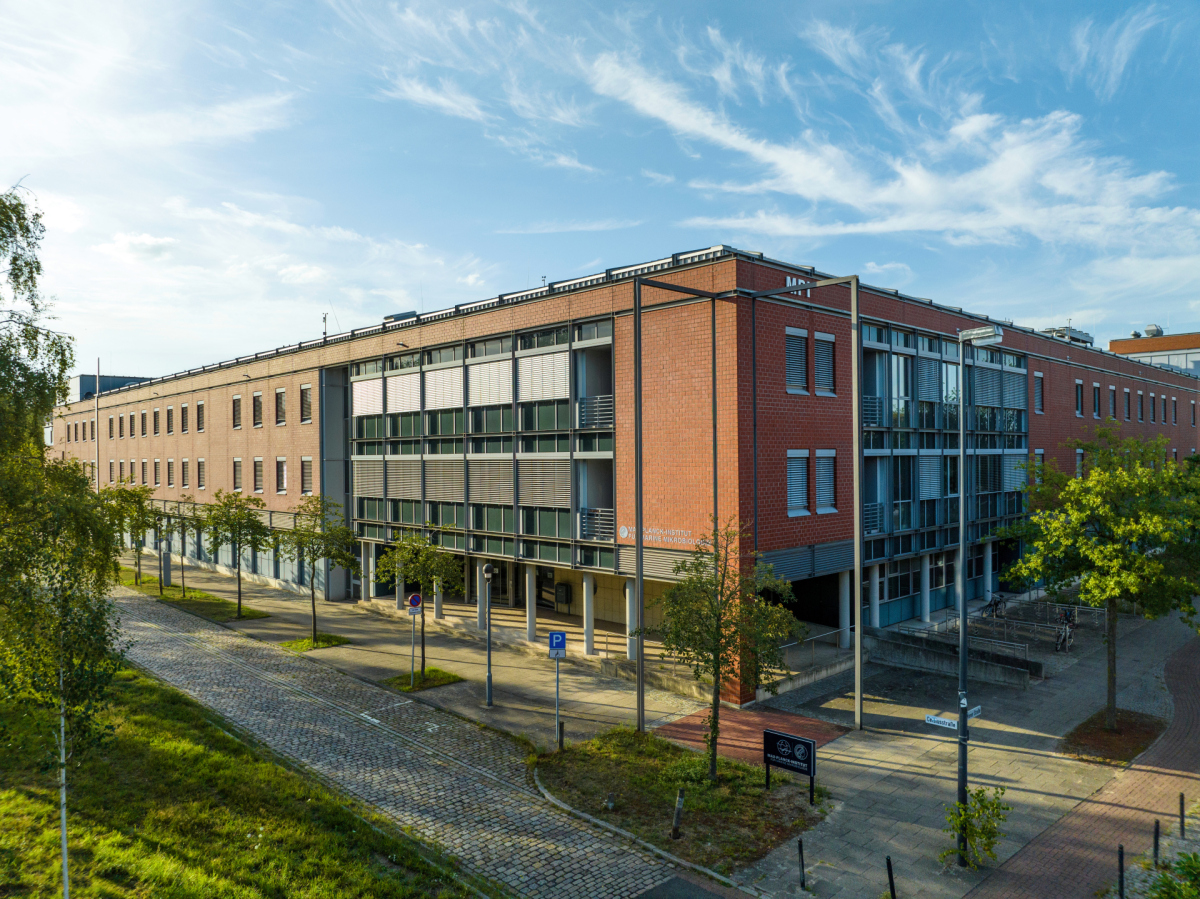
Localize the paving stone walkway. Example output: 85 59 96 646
114 587 683 899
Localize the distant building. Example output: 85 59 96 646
69 374 150 403
1109 325 1200 374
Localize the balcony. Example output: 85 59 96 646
577 395 614 429
862 396 885 428
579 507 615 541
863 502 885 535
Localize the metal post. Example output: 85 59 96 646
555 656 560 748
1182 792 1187 838
886 856 897 899
410 614 415 688
957 331 969 867
851 276 863 730
1154 819 1160 867
634 278 645 732
1118 844 1125 899
484 563 494 707
798 838 806 889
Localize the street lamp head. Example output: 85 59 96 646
960 324 1004 346
482 563 493 580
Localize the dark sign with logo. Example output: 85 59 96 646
763 729 817 803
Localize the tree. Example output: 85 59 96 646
646 516 803 781
376 531 463 676
202 490 271 618
279 495 359 645
171 496 202 598
1006 429 1200 730
103 479 156 585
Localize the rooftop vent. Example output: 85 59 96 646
384 311 417 323
1040 326 1094 347
1145 323 1164 337
1131 330 1142 338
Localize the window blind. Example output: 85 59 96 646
917 357 940 401
1034 376 1043 412
424 367 464 410
353 460 384 498
785 335 807 389
386 372 421 413
814 340 834 391
1002 372 1027 410
815 456 836 508
518 460 571 507
425 459 465 502
1002 455 1025 492
468 359 513 406
385 460 421 499
975 367 1001 406
468 460 515 505
786 455 808 511
352 378 384 416
517 351 569 401
919 456 942 499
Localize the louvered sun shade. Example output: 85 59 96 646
425 460 464 502
974 367 1001 406
917 357 941 401
386 460 421 499
785 329 807 389
468 359 513 406
352 378 383 416
919 456 942 499
1002 372 1027 409
786 452 808 512
424 367 464 410
518 460 571 507
468 460 514 505
815 454 836 509
354 460 384 497
386 372 420 413
518 352 569 401
814 337 834 391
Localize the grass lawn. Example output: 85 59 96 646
0 667 483 898
381 668 465 693
281 633 351 652
1059 708 1168 766
535 728 827 874
118 565 269 622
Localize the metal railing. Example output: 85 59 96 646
863 502 885 535
862 395 885 427
780 627 853 670
579 507 615 541
578 394 615 429
907 619 1030 661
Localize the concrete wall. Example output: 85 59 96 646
863 627 1032 689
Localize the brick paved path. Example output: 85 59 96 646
114 589 679 899
966 636 1200 899
656 707 848 765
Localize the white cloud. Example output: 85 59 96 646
642 169 675 185
382 75 488 121
1062 5 1166 101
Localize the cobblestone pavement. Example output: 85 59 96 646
965 635 1200 899
114 588 680 899
740 614 1197 898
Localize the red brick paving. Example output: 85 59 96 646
966 636 1200 899
654 706 848 765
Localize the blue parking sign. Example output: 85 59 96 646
548 631 567 658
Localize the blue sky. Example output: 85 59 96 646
3 0 1199 376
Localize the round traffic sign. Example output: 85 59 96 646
408 593 422 608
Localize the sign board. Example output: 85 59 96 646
408 593 422 608
548 631 567 659
763 729 816 779
926 714 958 730
968 706 982 720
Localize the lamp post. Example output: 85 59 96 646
955 323 1003 866
154 514 164 597
483 562 494 707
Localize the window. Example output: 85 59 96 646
1138 392 1144 422
815 450 836 511
252 393 263 427
469 335 513 357
301 457 313 494
358 497 386 521
386 352 420 371
1093 384 1100 418
470 405 512 434
1125 389 1131 421
920 335 939 353
166 406 174 434
275 388 286 425
1163 396 1168 424
519 400 569 431
1109 387 1116 419
785 328 808 392
574 319 612 342
352 359 384 376
232 459 242 491
109 416 114 438
1193 401 1196 427
517 327 568 351
423 344 464 365
427 408 466 435
1075 381 1083 416
118 415 124 438
154 460 160 487
428 501 465 528
197 401 205 432
521 506 571 538
1173 399 1178 425
197 459 206 489
140 411 147 436
141 460 147 485
1151 393 1157 422
119 460 125 481
1034 450 1044 485
253 458 264 492
275 458 286 492
181 404 188 433
891 330 914 349
787 450 809 516
181 459 189 488
391 498 421 523
300 385 312 423
166 459 174 488
1076 449 1084 478
232 396 242 429
153 409 160 435
108 460 114 483
471 503 515 533
814 334 835 393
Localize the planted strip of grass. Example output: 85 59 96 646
0 667 480 898
118 566 269 622
535 727 826 874
281 633 352 653
382 668 465 693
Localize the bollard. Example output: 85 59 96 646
1154 819 1160 868
1118 845 1125 899
557 720 564 752
671 788 685 840
606 792 615 812
886 856 897 898
798 838 805 889
1183 793 1187 839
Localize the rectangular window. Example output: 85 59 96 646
1075 382 1083 416
181 459 189 488
166 406 174 434
154 460 160 487
108 460 114 483
275 388 286 425
232 459 242 491
1109 387 1116 419
300 385 312 423
181 404 188 433
1076 449 1084 478
814 335 835 393
166 459 174 488
197 401 205 432
1151 394 1156 423
1173 399 1178 425
1125 389 1131 421
141 460 147 485
118 415 124 438
140 411 147 437
1193 401 1196 427
1163 396 1168 423
252 393 263 427
1093 384 1100 418
232 396 242 429
1033 374 1044 413
785 328 808 392
197 459 206 489
1138 392 1144 422
153 409 160 435
815 450 836 511
301 457 313 494
787 450 809 516
109 416 114 438
253 458 264 492
275 458 286 493
119 460 124 481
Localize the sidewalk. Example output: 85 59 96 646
128 554 704 749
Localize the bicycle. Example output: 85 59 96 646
1055 608 1076 652
982 596 1007 618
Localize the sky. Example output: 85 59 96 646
3 0 1199 378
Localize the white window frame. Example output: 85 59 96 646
786 449 809 517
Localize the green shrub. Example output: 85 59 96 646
939 786 1012 870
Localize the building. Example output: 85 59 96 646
52 245 1200 703
1110 325 1200 374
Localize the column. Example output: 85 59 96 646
920 554 931 623
869 563 880 628
837 570 851 649
582 573 596 655
525 564 537 642
954 547 963 612
983 540 994 602
476 559 486 629
394 568 405 612
434 578 444 620
625 577 637 660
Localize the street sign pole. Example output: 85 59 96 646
548 630 567 747
555 656 560 743
410 614 415 688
